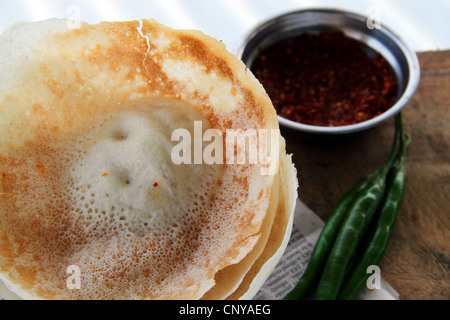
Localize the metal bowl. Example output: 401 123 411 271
239 9 420 135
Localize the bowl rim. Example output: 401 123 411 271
238 8 421 135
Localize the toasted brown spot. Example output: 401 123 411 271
257 189 264 200
177 35 234 81
83 21 175 95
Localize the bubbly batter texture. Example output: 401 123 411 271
0 19 297 299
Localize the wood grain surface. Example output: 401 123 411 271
281 50 450 300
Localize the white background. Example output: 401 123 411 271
1 0 450 55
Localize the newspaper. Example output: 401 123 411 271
254 199 400 300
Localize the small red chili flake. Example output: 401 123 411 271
153 182 158 188
250 30 398 127
36 164 45 174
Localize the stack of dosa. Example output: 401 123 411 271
0 19 298 300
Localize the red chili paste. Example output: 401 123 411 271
251 30 398 126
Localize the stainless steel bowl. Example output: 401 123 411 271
239 9 420 134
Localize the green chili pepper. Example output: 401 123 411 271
313 176 386 299
283 169 379 300
337 121 411 300
313 115 402 300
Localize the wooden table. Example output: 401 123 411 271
281 50 450 300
